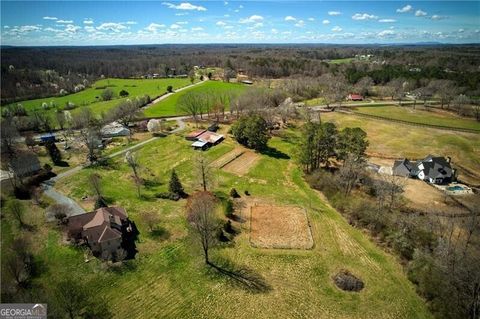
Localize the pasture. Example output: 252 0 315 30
322 112 480 184
43 129 432 318
354 105 480 131
2 78 192 116
143 81 247 118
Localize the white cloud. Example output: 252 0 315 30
84 26 96 33
322 19 330 25
83 20 94 25
162 2 207 11
308 17 315 21
415 10 427 17
44 27 62 33
216 21 227 27
396 5 412 13
458 28 464 33
352 13 378 21
57 20 74 24
191 27 203 31
3 26 10 29
224 14 230 17
176 21 188 25
126 21 137 25
294 20 305 27
252 22 264 29
328 11 341 16
175 12 188 16
271 28 278 34
96 22 127 33
145 23 166 32
285 16 296 21
240 15 263 23
431 15 447 20
224 1 228 5
379 19 396 23
14 25 42 33
65 24 81 34
378 29 396 37
170 24 181 29
332 26 342 32
43 16 57 20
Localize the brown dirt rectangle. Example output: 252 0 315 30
250 204 314 249
222 151 260 175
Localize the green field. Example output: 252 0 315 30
354 105 480 131
143 81 247 118
38 129 433 318
3 78 193 116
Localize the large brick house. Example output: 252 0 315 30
67 206 135 260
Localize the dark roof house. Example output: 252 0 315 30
67 206 135 260
392 155 453 185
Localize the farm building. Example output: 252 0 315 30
186 129 224 150
393 155 453 185
67 206 135 260
347 93 364 101
101 122 130 138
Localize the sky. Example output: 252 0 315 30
1 1 479 46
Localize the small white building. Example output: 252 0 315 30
101 122 130 138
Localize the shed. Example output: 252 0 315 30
192 140 209 150
101 122 130 138
185 130 206 141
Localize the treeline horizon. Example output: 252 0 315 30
2 43 480 104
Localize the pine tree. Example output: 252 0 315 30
169 169 184 196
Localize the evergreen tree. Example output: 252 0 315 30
45 140 62 165
169 169 184 196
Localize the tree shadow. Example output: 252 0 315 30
143 179 163 189
149 227 171 241
55 160 70 167
259 146 290 159
207 258 272 293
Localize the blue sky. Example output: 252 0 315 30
1 1 479 45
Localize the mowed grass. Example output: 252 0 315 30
3 78 192 116
354 105 480 131
322 112 480 178
52 130 432 319
143 81 247 118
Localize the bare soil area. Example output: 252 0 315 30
222 150 260 175
250 204 314 249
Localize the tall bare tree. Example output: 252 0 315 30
186 191 218 264
125 151 141 197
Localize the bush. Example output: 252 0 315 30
224 199 234 217
119 90 129 97
244 190 250 196
155 192 180 201
167 85 173 93
229 188 240 198
101 88 114 101
231 114 270 151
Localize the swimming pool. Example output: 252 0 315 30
447 185 465 191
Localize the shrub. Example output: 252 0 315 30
229 188 240 198
119 90 129 97
155 192 180 201
101 88 114 101
167 85 173 93
168 170 185 196
224 199 234 217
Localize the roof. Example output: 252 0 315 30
98 226 122 243
186 130 206 138
348 93 363 100
101 122 130 137
197 131 224 144
192 140 208 147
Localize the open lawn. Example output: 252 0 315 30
38 130 434 318
143 81 247 118
2 78 193 117
354 105 480 131
322 112 480 184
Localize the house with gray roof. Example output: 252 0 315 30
392 155 454 185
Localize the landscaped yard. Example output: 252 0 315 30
45 130 432 318
354 105 480 131
143 81 247 118
3 78 193 116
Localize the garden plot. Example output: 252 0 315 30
222 150 260 175
250 204 314 249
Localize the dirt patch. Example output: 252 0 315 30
250 204 314 249
333 270 364 292
222 150 260 175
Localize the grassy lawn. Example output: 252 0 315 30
143 81 247 118
47 129 432 318
322 112 480 180
3 78 193 116
354 105 480 131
